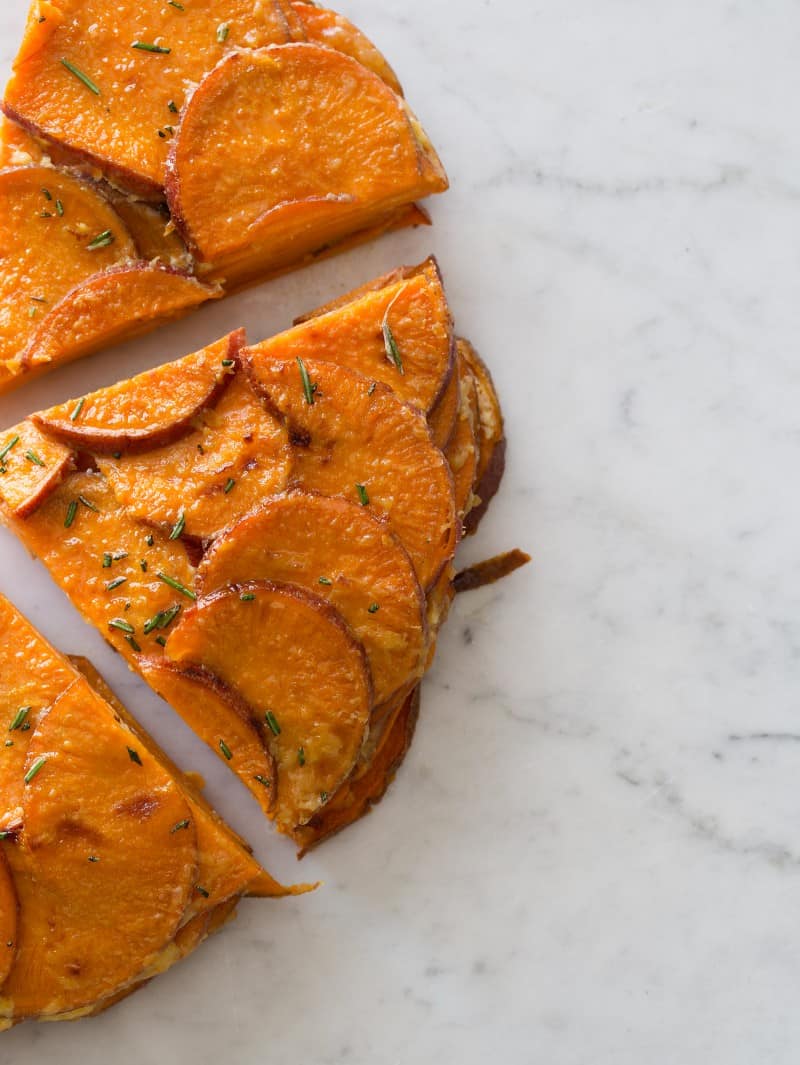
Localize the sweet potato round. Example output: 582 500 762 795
197 491 427 706
0 420 74 520
291 3 403 94
243 356 458 591
1 677 196 1020
0 165 135 374
166 581 373 833
167 43 447 262
245 258 454 420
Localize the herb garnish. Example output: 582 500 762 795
382 319 404 375
146 534 155 546
368 603 380 614
56 199 64 217
169 510 186 540
219 739 233 761
25 450 44 467
132 41 172 54
79 493 99 512
318 576 332 586
106 576 127 592
70 397 85 421
24 756 47 784
254 775 271 788
61 58 101 95
240 592 256 602
297 356 316 405
127 747 142 766
64 499 78 528
87 229 114 250
356 483 369 506
195 885 210 898
88 855 100 863
297 747 306 767
224 478 235 494
9 707 30 732
171 818 190 833
320 791 329 803
42 188 52 201
168 0 184 9
143 604 181 635
156 572 197 600
265 711 281 736
140 559 148 572
126 634 142 653
0 436 19 464
217 23 230 42
108 618 135 635
168 99 179 113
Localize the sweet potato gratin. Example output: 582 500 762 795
0 1 447 392
0 260 525 852
0 593 305 1029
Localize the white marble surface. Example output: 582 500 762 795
1 1 799 1062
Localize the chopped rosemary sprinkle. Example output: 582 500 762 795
60 58 101 95
88 855 100 863
87 229 114 250
106 576 127 592
169 510 186 540
157 129 167 139
219 739 233 761
221 358 235 368
9 707 30 732
70 397 85 421
356 483 369 506
368 603 380 614
25 450 44 467
265 711 281 736
140 559 148 572
108 618 135 635
28 307 37 319
4 741 12 748
127 747 142 766
56 199 64 217
77 495 99 514
0 436 19 463
382 320 404 375
297 356 316 405
112 451 122 459
125 634 142 653
65 499 78 528
42 188 52 201
217 23 230 42
29 295 47 303
254 775 271 788
24 757 47 784
146 534 155 546
240 592 256 602
318 576 332 586
156 572 197 600
102 552 112 568
155 635 167 647
171 819 190 833
168 0 184 9
132 41 172 54
168 99 179 113
297 747 306 767
224 478 235 494
367 381 377 396
195 885 210 898
143 604 181 635
0 830 11 838
320 791 329 804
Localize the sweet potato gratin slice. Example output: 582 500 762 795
0 594 299 1029
0 261 518 853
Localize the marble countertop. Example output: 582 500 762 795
1 1 798 1062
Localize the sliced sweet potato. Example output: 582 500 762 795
106 193 191 268
72 655 303 902
446 357 480 522
0 165 135 373
34 333 241 455
166 581 373 833
20 263 219 376
0 421 74 519
97 372 291 541
2 0 293 198
0 596 76 835
243 357 458 591
0 852 17 989
0 116 44 167
5 470 196 663
291 3 403 94
138 658 277 820
167 43 447 263
427 357 460 450
458 339 507 534
198 491 427 706
245 258 454 420
0 677 197 1020
294 686 420 854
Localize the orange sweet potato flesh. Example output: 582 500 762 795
2 470 196 664
291 3 403 95
0 165 135 376
97 371 291 541
0 116 45 166
0 598 76 835
427 357 460 451
295 686 420 854
243 357 458 591
34 333 241 455
0 677 197 1020
246 258 454 420
0 421 74 519
166 581 373 833
137 658 277 821
19 263 219 378
2 0 293 199
106 193 190 268
458 339 507 534
446 357 480 523
167 43 447 263
0 853 17 990
198 491 427 706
